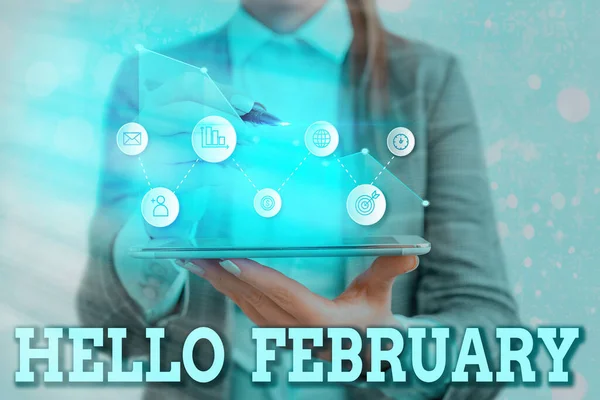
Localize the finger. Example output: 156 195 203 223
219 259 334 325
142 132 198 165
142 72 219 110
184 260 299 327
139 157 247 189
138 101 213 137
141 74 250 144
342 256 419 305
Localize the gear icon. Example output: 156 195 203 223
393 133 409 151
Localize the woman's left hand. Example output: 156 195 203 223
179 256 419 361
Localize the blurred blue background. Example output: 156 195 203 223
0 0 598 398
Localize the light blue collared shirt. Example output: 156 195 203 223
227 2 353 400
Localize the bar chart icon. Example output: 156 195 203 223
201 126 229 149
192 116 237 163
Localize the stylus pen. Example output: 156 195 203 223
229 93 290 127
136 46 289 127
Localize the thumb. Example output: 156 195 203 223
342 256 420 305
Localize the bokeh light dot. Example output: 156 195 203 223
490 182 498 190
523 224 535 240
497 222 509 239
551 192 566 210
506 194 518 209
377 0 411 13
551 372 588 400
568 246 575 254
523 257 533 268
26 61 60 97
530 317 543 327
557 88 590 123
532 203 540 213
528 74 542 90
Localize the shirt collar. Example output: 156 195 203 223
228 0 353 66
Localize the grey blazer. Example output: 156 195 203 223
77 26 518 399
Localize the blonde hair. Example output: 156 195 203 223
346 0 389 113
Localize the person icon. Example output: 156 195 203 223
141 188 179 228
152 196 169 218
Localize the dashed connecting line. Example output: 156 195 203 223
341 153 429 207
232 157 258 192
335 155 358 185
137 156 200 193
175 158 200 192
138 156 152 188
232 153 311 194
278 152 310 192
371 155 395 185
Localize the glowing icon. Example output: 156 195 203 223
346 184 387 226
305 121 339 157
192 116 236 163
141 187 179 228
260 195 276 211
386 127 415 157
355 191 380 216
117 122 148 156
313 129 332 148
123 132 142 146
152 196 169 217
254 188 282 218
393 134 409 151
201 125 228 149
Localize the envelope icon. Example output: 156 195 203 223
123 132 142 146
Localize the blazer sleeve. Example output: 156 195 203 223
75 57 154 357
417 55 520 398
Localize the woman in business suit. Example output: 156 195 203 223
77 0 518 399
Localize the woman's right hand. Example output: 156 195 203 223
135 72 255 189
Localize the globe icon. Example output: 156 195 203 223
312 129 332 149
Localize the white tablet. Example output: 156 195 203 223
129 235 431 259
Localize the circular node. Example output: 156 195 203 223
141 187 179 228
254 189 282 218
304 121 339 157
200 67 208 74
192 116 237 163
422 200 430 207
346 184 387 226
116 122 148 156
361 148 370 155
386 127 415 157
